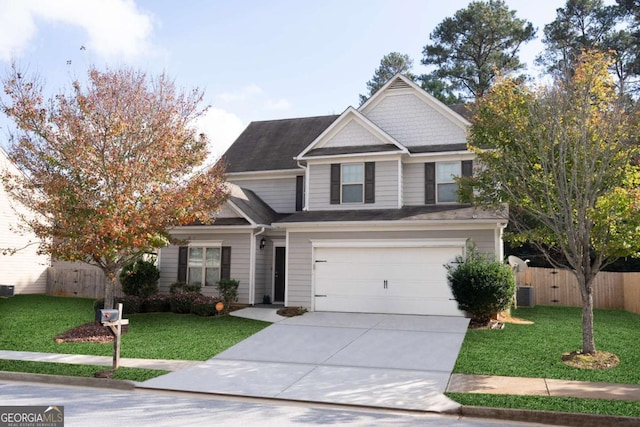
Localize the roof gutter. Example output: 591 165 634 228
297 160 309 211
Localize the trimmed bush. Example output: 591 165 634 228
190 295 219 317
446 243 515 324
216 279 239 314
169 291 201 314
141 294 171 313
170 281 201 294
93 295 142 315
119 260 160 298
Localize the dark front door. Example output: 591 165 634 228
274 247 286 302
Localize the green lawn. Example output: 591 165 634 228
0 294 270 380
454 306 640 384
0 294 270 360
446 392 640 418
451 306 640 417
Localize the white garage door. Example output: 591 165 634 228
313 244 463 316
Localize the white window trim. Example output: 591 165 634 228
341 162 364 204
187 241 223 287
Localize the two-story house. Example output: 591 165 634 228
157 74 507 316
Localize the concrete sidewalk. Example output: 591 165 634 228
0 350 199 371
447 373 640 402
2 348 638 403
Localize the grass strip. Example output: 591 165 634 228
0 359 167 382
446 392 640 418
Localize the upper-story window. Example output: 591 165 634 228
341 163 364 203
425 160 472 204
330 162 375 205
436 162 461 203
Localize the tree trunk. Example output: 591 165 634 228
581 282 596 355
103 270 117 310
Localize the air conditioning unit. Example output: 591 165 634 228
0 285 15 297
516 286 534 307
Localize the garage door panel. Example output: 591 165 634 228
314 245 464 316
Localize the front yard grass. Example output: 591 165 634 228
452 306 640 417
0 294 270 360
446 392 640 417
454 306 640 384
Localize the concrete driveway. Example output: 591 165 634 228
140 311 469 412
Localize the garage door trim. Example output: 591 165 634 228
311 238 468 249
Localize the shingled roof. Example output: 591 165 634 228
221 115 339 173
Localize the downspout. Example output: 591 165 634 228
249 226 266 305
297 160 308 211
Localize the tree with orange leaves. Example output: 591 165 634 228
1 65 228 308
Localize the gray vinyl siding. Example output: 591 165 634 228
403 162 424 206
159 233 252 303
229 177 298 213
287 229 496 310
254 235 267 302
158 245 179 293
307 160 398 210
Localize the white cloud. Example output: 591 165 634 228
216 84 263 103
193 108 244 164
265 98 292 111
0 0 154 61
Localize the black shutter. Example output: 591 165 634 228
364 162 375 203
295 175 304 211
177 246 188 282
461 160 473 177
425 162 436 205
221 246 232 280
330 164 341 204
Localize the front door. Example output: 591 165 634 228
274 247 286 302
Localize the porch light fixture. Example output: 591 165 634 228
260 238 266 250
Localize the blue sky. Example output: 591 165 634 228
0 0 587 158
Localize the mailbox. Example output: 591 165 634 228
99 309 119 323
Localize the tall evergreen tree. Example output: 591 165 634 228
422 0 535 100
359 52 416 105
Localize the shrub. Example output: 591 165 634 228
169 291 201 314
93 295 142 315
445 242 515 324
170 281 201 294
141 294 171 313
119 259 160 299
190 295 219 317
216 279 239 314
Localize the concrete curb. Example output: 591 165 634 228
0 371 136 391
461 405 640 427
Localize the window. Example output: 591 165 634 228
425 160 471 204
436 162 461 203
341 163 364 203
188 246 221 286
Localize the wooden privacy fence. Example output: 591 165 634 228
47 267 122 299
516 267 640 314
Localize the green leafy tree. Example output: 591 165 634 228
422 0 535 100
1 65 229 309
359 52 417 105
419 73 463 105
464 50 640 355
540 0 640 95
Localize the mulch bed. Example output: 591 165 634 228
562 350 620 370
276 307 307 317
54 322 129 344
